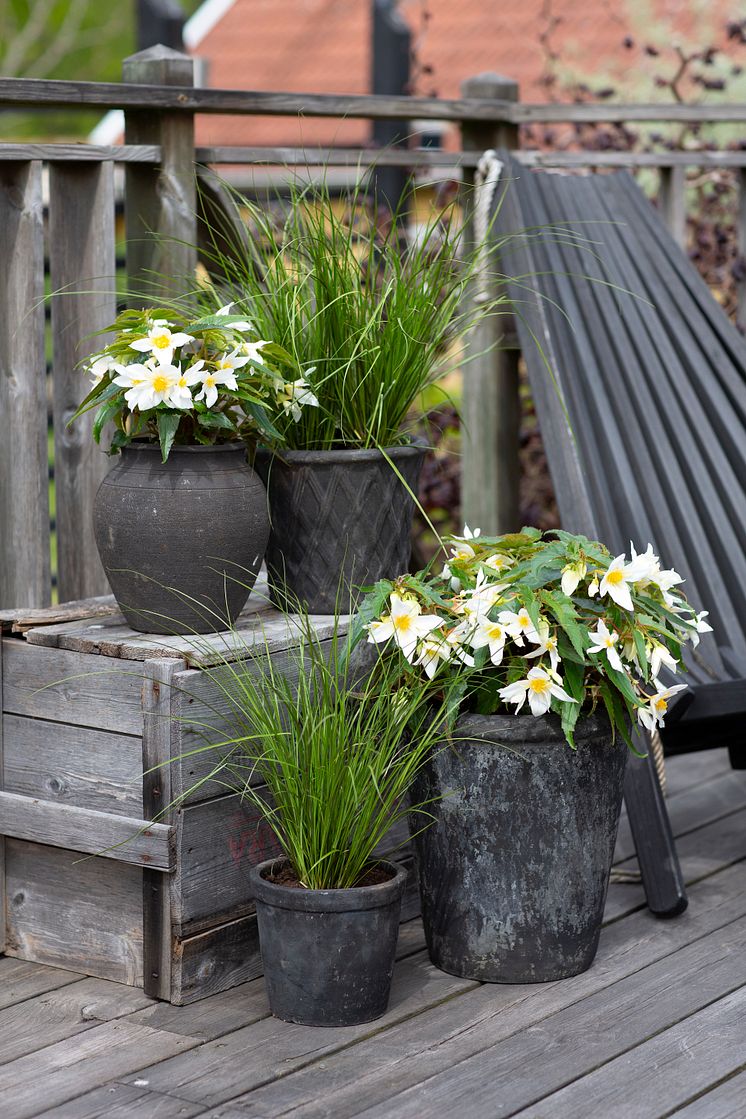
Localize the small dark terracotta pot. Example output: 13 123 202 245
250 858 407 1026
254 441 426 614
93 443 269 634
411 711 627 983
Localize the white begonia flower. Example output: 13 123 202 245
588 575 600 597
587 619 624 673
89 355 122 386
483 552 513 575
277 375 320 422
169 361 205 409
195 366 239 408
561 560 587 597
649 641 678 681
626 542 684 607
241 340 269 364
461 571 509 621
637 683 688 731
599 554 635 611
442 534 478 591
115 362 178 411
622 636 640 670
499 666 577 718
689 610 713 648
412 636 451 679
366 593 442 661
215 302 253 331
497 606 540 647
129 323 194 367
215 349 251 374
470 616 508 666
524 620 561 672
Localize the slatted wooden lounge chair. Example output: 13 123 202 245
492 155 746 916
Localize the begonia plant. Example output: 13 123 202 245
71 304 318 461
352 526 712 748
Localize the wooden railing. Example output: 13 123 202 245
2 48 746 609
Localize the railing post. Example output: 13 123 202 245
737 170 746 330
0 161 51 608
460 73 521 536
658 165 687 251
122 45 197 304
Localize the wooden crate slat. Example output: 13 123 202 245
1 641 144 735
48 161 117 602
2 714 143 817
0 791 174 870
4 839 144 985
0 161 50 609
0 595 118 633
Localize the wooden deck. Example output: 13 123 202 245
1 748 744 1119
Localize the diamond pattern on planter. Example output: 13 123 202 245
256 444 426 614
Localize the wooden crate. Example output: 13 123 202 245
0 592 416 1004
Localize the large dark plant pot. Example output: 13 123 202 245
411 711 628 983
250 858 407 1026
93 443 270 635
255 442 425 614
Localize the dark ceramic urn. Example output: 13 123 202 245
93 443 270 634
411 710 628 983
255 441 426 614
250 858 407 1026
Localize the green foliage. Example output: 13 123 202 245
172 614 454 890
69 305 318 460
355 528 710 750
196 175 512 451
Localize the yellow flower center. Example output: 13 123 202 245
219 361 232 370
178 377 188 387
486 624 503 641
529 677 550 694
204 376 216 389
655 697 668 713
453 548 471 562
518 610 530 626
604 636 615 648
393 615 413 635
152 374 170 393
153 333 170 349
606 569 624 586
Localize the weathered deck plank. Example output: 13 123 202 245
0 977 153 1065
0 750 743 1119
195 861 746 1119
514 986 746 1118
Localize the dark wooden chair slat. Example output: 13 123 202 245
493 157 746 916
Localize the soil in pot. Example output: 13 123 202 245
94 443 270 634
410 710 628 983
250 857 407 1026
254 441 425 614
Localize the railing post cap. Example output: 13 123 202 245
123 44 191 65
122 44 194 86
461 73 519 101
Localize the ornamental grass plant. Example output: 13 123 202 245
175 612 454 891
196 175 512 451
353 527 712 748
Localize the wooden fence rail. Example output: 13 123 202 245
2 48 746 607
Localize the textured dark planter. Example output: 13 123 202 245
411 711 628 982
255 442 425 614
250 858 407 1026
93 443 269 635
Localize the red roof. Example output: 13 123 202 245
191 0 739 148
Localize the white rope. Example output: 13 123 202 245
473 149 503 304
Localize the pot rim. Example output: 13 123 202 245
255 436 426 467
249 857 407 913
450 708 615 747
122 440 247 455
